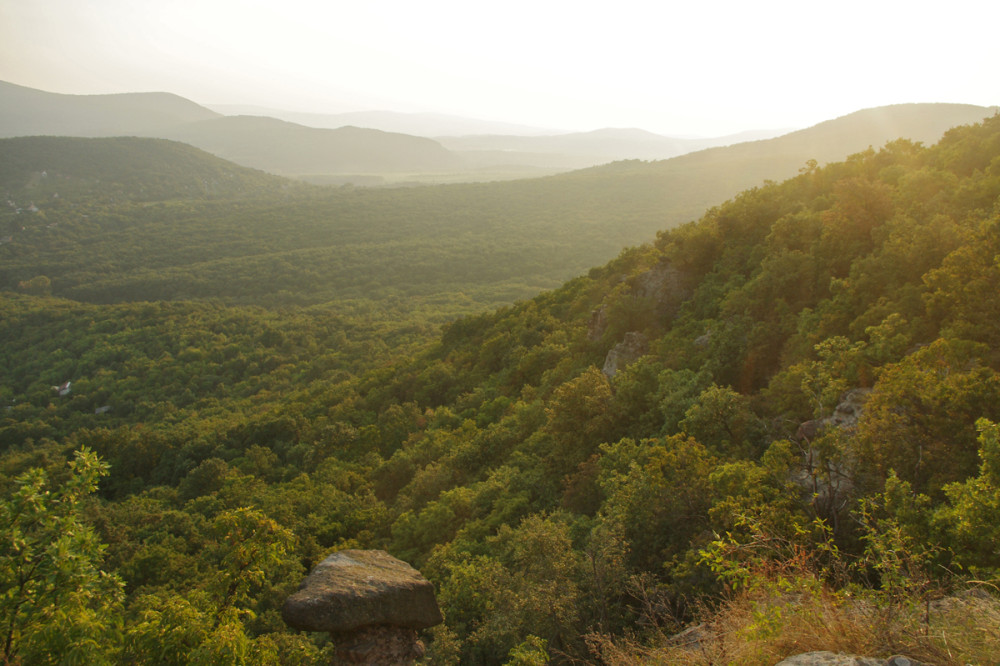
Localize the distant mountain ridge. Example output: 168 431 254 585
1 81 995 186
0 80 219 137
437 126 793 166
0 81 794 179
0 81 458 178
205 105 560 137
550 103 1000 230
158 116 460 175
4 102 997 315
207 104 793 167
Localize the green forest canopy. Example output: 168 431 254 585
2 114 1000 663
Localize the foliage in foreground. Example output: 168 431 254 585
2 115 1000 662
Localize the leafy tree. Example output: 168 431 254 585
207 507 298 629
598 435 716 570
0 448 124 664
932 418 1000 574
679 384 766 458
544 367 615 475
853 338 1000 494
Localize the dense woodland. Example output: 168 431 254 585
3 114 1000 664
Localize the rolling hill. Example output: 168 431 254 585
0 80 219 137
0 135 289 199
157 116 460 177
205 105 559 137
0 82 462 180
437 126 791 169
550 103 1000 229
6 82 991 187
3 102 997 315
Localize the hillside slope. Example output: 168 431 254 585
438 126 790 167
0 80 219 137
0 135 289 199
340 112 1000 663
3 102 996 315
0 82 460 178
553 103 999 227
159 116 460 176
2 113 1000 664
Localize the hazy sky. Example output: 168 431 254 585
1 0 997 136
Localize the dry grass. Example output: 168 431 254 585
586 583 1000 665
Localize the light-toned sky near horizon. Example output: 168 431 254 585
1 0 997 136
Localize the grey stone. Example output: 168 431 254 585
827 388 871 429
602 331 648 378
774 652 883 666
633 259 692 316
335 625 425 665
281 549 443 634
885 656 924 666
588 305 609 341
693 329 713 348
795 388 872 442
668 623 712 649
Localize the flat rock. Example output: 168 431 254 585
775 653 883 666
282 549 443 633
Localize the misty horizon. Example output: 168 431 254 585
2 0 997 138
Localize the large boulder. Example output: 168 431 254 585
282 549 442 634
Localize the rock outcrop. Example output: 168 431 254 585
588 258 693 344
776 653 923 666
792 388 873 522
602 331 648 378
795 388 872 442
282 549 442 665
633 259 692 318
588 305 609 342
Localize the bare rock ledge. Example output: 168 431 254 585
282 549 442 665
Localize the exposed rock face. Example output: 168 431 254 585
693 329 713 348
792 388 873 522
333 625 426 665
602 331 648 378
826 387 871 429
776 653 923 666
282 550 442 665
588 305 609 342
795 388 872 442
633 259 692 317
588 259 692 344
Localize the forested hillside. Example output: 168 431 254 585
6 106 996 311
2 114 1000 664
0 135 288 200
0 135 633 312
